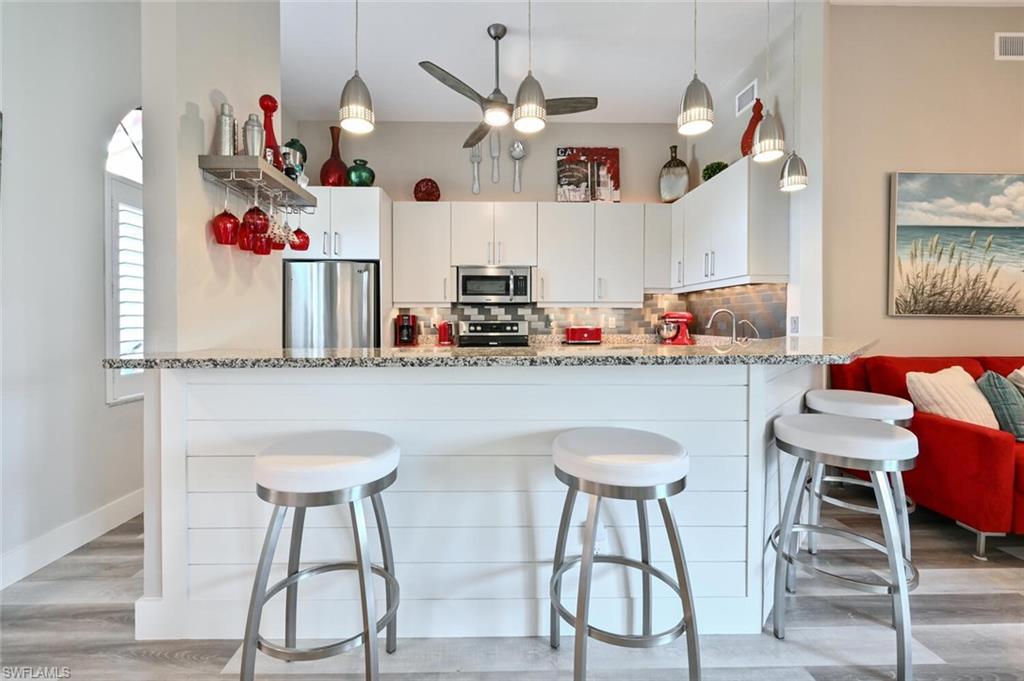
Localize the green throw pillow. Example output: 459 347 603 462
976 370 1024 442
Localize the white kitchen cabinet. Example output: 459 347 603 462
450 202 495 266
536 202 594 304
493 202 537 266
393 202 453 305
670 199 686 289
595 203 644 304
643 203 672 290
286 187 389 261
681 156 789 291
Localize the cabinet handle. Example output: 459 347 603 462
540 276 545 300
333 232 341 256
597 277 602 299
497 241 503 264
711 250 715 277
677 260 682 284
322 232 329 256
443 277 448 301
704 252 708 278
487 241 492 265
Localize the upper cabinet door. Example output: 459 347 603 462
595 203 644 304
331 187 383 260
286 186 332 260
706 159 750 281
450 202 495 266
671 198 688 288
643 203 672 290
493 202 538 266
393 202 452 305
537 202 594 304
683 184 713 286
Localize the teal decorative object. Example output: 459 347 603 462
702 161 728 183
347 159 375 187
977 371 1024 441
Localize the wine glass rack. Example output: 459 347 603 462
198 155 317 212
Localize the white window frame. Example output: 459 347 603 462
104 173 145 405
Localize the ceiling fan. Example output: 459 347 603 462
419 23 598 149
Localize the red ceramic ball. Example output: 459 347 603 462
413 178 441 202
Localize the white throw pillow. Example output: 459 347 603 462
905 366 999 429
1008 367 1024 395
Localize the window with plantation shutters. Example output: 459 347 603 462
105 175 145 402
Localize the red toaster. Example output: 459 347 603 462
565 326 602 344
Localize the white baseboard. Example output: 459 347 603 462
0 488 143 589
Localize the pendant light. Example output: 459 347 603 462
512 0 546 134
339 0 374 134
780 0 808 192
752 0 785 163
677 0 714 136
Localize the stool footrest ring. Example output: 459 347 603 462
769 524 919 595
550 553 686 649
808 474 916 515
255 561 399 662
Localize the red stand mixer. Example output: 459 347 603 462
657 312 696 345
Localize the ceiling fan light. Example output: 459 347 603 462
339 72 375 134
779 151 808 192
752 111 785 163
484 106 511 127
677 74 714 136
512 71 546 134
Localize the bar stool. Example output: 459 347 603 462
803 390 915 561
240 431 401 681
772 414 919 681
548 427 701 681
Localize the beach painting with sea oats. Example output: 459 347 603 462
889 173 1024 317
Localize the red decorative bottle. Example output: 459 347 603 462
259 94 284 171
319 125 349 186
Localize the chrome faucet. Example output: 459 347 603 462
738 319 760 341
706 308 737 343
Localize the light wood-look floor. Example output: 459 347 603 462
2 488 1022 681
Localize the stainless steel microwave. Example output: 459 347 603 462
456 266 533 304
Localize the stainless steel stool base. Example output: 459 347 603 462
551 554 686 649
809 473 917 516
255 562 400 662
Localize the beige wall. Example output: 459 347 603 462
825 5 1024 356
297 120 680 203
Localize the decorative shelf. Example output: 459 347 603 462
198 155 317 210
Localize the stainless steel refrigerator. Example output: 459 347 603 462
284 261 380 349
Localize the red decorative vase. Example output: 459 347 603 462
740 98 764 157
291 228 310 251
237 223 254 251
259 94 284 171
211 210 240 245
414 177 441 202
251 233 272 255
319 125 349 186
242 206 270 235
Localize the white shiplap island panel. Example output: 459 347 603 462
134 362 827 640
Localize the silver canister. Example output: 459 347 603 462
243 113 264 158
214 103 235 155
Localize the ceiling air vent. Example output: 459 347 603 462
735 79 758 117
995 33 1024 60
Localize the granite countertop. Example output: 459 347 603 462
102 337 875 369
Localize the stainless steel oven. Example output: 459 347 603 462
456 266 533 304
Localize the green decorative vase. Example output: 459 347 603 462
347 159 375 187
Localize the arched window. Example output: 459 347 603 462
105 108 144 404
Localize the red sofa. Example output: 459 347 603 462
830 356 1024 554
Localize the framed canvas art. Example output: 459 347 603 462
889 172 1023 317
556 147 620 202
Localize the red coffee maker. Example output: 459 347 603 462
436 320 454 346
395 314 418 346
657 312 696 345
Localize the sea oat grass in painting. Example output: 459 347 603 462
890 173 1024 317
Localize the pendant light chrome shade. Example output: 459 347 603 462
339 0 374 134
339 71 374 134
677 74 714 136
512 71 546 133
779 151 808 192
752 110 785 162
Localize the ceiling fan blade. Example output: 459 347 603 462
419 61 485 107
462 121 491 149
546 97 599 116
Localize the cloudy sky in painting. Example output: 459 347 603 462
896 174 1024 227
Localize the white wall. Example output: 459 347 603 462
143 1 283 352
0 1 143 586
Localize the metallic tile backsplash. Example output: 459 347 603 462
400 283 787 339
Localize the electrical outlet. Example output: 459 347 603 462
607 316 616 328
789 316 800 334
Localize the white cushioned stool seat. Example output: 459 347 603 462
553 427 688 488
806 389 913 422
253 431 400 494
774 414 918 470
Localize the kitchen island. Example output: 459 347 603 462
106 337 873 641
